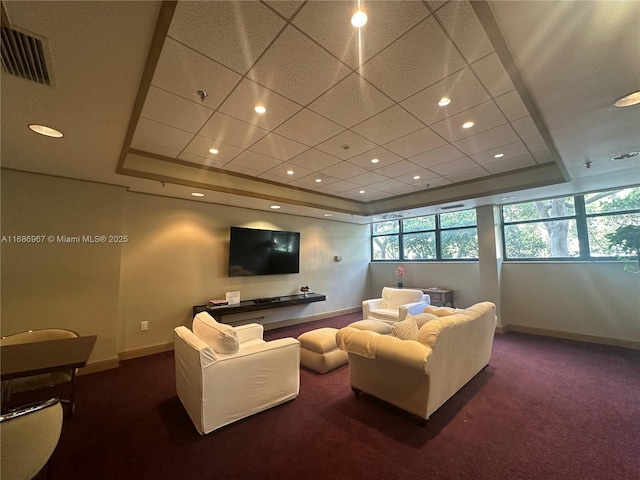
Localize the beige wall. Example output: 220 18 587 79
118 192 369 353
1 170 125 364
501 262 640 346
1 170 369 364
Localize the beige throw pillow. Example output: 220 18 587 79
391 317 419 340
192 315 239 354
409 312 438 329
417 319 445 348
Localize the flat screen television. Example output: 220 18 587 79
228 227 300 277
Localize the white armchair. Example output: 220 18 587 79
362 287 430 324
174 312 300 435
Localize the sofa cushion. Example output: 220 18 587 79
391 316 419 340
416 319 446 348
408 312 438 329
192 314 239 354
423 306 457 317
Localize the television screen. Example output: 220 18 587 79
228 227 300 277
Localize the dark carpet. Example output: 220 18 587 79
29 313 640 479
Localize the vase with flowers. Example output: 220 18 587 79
395 267 405 288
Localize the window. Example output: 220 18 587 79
371 209 478 261
501 186 640 260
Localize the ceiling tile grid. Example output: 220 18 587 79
129 0 563 204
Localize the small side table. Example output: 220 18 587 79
421 288 454 307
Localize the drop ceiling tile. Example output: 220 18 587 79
288 148 341 171
133 118 194 151
246 25 351 105
453 124 520 155
182 136 244 162
470 141 530 166
320 161 368 180
130 140 180 159
352 105 424 145
494 90 529 121
289 173 339 189
523 135 548 153
443 167 489 183
315 131 378 160
274 108 345 147
471 52 516 97
218 78 302 130
533 149 554 164
430 157 481 176
384 127 448 158
417 177 452 189
401 67 491 126
430 101 508 142
308 73 394 129
408 144 467 168
292 1 429 69
511 116 540 140
226 150 282 173
384 184 421 196
397 169 441 183
259 161 314 181
152 38 241 109
199 113 269 149
375 159 424 178
322 180 360 193
346 147 403 170
350 171 392 186
169 1 285 74
368 178 408 191
221 163 263 177
264 0 304 19
484 155 536 174
360 16 467 101
257 172 295 185
436 0 494 63
248 133 309 161
140 86 213 134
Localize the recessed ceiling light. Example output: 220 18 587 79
315 178 322 183
438 97 451 107
371 158 379 164
254 105 266 114
351 10 367 28
28 124 64 138
190 192 205 197
614 91 640 107
286 170 294 175
494 153 504 158
611 151 640 161
324 213 332 217
413 175 421 180
359 190 365 194
462 121 474 129
270 205 281 209
208 148 219 154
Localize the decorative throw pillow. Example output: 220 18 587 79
423 306 457 317
192 314 239 354
417 319 445 348
391 317 419 340
410 312 438 329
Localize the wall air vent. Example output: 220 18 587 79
1 25 50 85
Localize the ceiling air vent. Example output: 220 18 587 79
1 25 50 85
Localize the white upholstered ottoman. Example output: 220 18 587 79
297 328 348 374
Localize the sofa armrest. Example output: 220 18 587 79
209 337 300 365
234 323 264 343
398 301 430 320
362 298 383 318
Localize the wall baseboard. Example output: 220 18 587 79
78 358 120 376
499 324 640 350
118 342 175 361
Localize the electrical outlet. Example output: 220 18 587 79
140 321 149 331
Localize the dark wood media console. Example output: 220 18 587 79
193 293 326 322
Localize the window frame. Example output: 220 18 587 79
500 187 640 261
371 209 479 262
